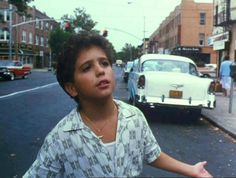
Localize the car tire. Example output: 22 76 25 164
22 75 28 79
203 74 211 78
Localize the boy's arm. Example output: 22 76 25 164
150 152 212 178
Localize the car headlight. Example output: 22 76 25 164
3 68 10 74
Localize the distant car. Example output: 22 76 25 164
115 59 123 67
122 61 134 83
197 63 217 78
127 54 216 118
0 60 31 80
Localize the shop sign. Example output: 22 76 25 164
208 31 229 46
213 40 225 50
174 46 201 53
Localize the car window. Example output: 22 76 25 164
142 60 158 71
141 59 198 76
189 63 198 76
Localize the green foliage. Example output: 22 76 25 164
117 43 141 63
73 8 97 31
48 27 72 60
9 0 34 15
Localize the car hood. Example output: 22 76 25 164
142 71 213 99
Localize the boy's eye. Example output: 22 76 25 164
101 60 110 67
81 64 91 72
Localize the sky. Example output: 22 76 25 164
29 0 213 52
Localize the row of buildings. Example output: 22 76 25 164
146 0 236 70
1 0 236 70
0 0 59 68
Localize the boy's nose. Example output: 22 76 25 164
95 64 105 75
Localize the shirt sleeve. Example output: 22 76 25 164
138 110 162 164
23 135 62 178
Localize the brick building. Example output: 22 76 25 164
0 0 59 68
212 0 236 62
149 0 217 66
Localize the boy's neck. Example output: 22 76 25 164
79 97 116 121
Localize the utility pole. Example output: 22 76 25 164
8 4 13 60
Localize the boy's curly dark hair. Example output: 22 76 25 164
56 31 114 98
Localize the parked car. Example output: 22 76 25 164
0 60 31 80
127 54 216 118
197 63 217 78
122 61 134 83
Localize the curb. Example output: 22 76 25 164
201 112 236 139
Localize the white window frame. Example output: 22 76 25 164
35 35 39 45
40 37 44 46
29 32 33 44
200 12 206 25
199 33 205 46
36 18 40 28
22 30 27 43
0 29 8 41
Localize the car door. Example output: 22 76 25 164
127 58 140 100
13 61 24 77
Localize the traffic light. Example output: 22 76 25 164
64 21 71 31
102 29 108 37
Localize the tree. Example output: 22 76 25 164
9 0 34 15
48 8 99 64
48 27 72 62
117 43 141 63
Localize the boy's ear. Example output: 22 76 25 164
65 83 78 97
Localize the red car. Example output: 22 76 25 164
0 60 31 80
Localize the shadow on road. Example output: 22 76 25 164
142 107 203 126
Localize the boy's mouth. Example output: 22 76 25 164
97 79 110 88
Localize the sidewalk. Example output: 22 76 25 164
202 89 236 139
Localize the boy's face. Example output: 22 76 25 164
65 46 115 102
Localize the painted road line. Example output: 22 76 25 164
0 82 58 99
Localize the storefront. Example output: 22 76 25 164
171 46 210 66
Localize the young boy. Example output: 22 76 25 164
23 31 212 177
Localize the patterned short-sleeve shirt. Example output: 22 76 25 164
23 100 161 177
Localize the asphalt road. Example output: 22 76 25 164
0 68 235 177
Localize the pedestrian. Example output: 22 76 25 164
23 31 212 178
220 54 232 97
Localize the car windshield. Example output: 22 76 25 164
0 60 14 67
141 59 198 76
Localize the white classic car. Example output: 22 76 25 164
127 54 216 116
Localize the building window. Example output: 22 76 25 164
0 29 8 41
22 16 26 22
35 35 39 45
29 32 33 44
46 38 49 47
40 21 44 30
0 10 9 22
200 12 206 25
22 31 26 42
40 37 44 46
36 18 40 28
199 33 205 46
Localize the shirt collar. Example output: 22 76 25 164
62 100 137 132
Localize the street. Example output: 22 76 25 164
0 68 236 177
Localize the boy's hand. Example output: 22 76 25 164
192 161 212 178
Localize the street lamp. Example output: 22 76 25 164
127 1 147 54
